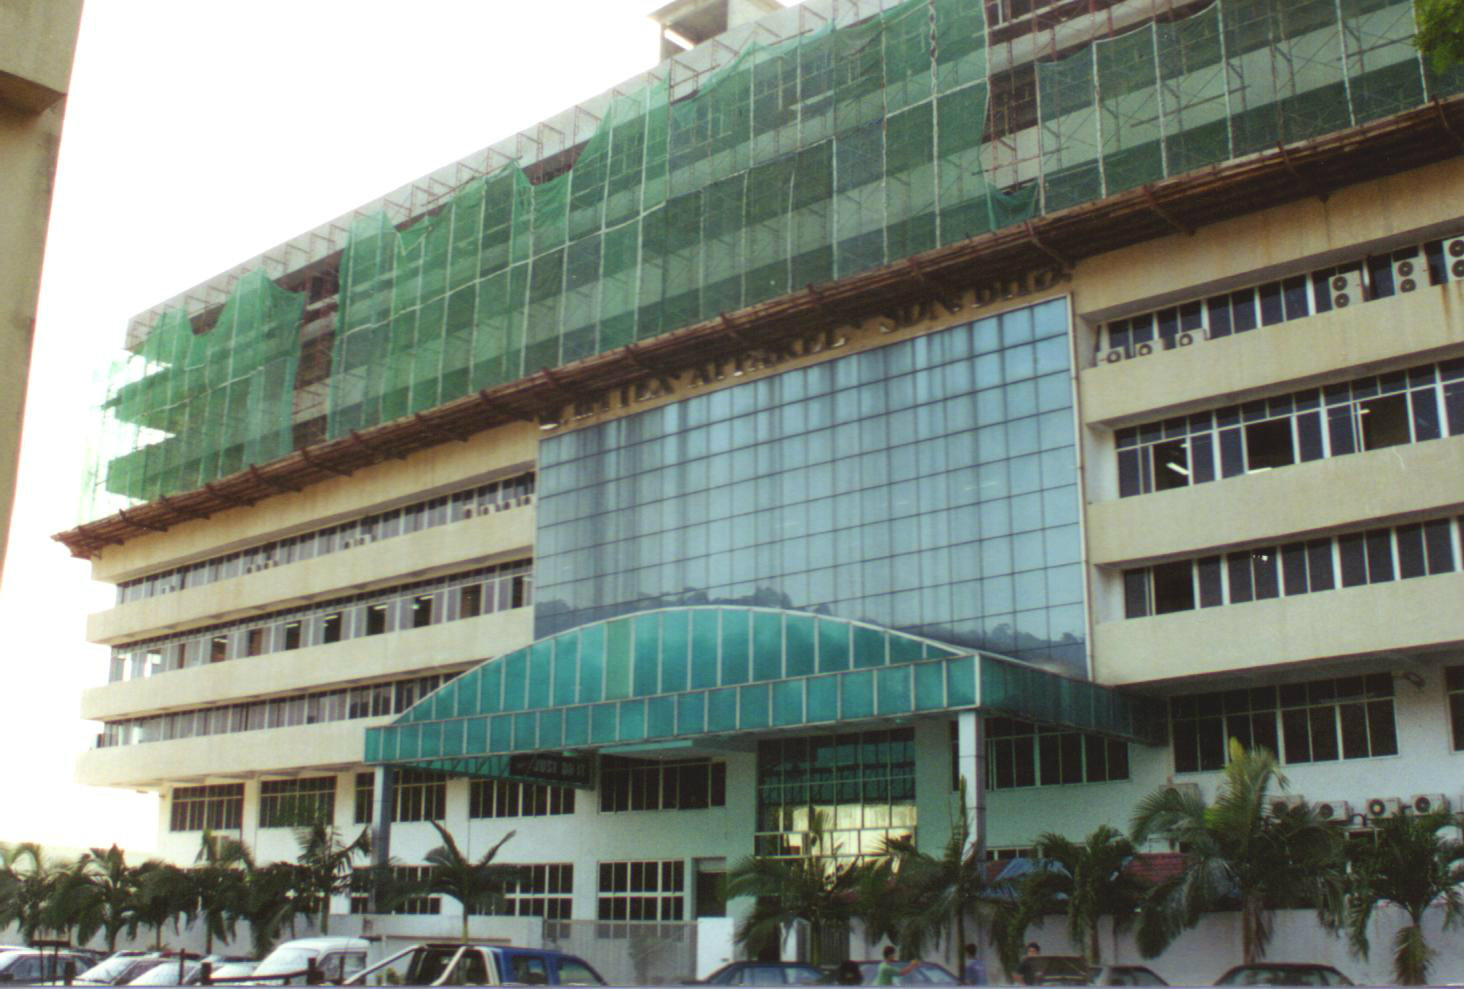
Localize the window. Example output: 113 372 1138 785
755 729 916 863
355 772 374 825
259 777 336 828
986 717 1129 789
1172 675 1397 772
283 621 302 650
246 627 267 657
322 612 343 644
470 863 573 921
392 769 447 822
1116 361 1462 497
460 584 483 619
470 779 575 818
1280 676 1397 764
169 784 243 831
365 865 440 915
411 595 434 628
1123 519 1460 619
1447 667 1464 751
365 604 388 636
599 758 727 812
597 860 684 921
210 635 229 663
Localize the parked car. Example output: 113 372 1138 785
1087 964 1169 986
235 937 371 986
69 950 174 986
345 942 605 987
852 960 962 984
1213 963 1354 986
0 948 104 984
126 954 253 985
700 961 827 985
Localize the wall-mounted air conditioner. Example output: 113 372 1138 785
1101 347 1127 365
1365 796 1402 819
1269 794 1305 816
1169 331 1197 349
1329 270 1363 308
1165 782 1202 801
1132 340 1156 357
1411 793 1449 815
340 539 354 550
243 565 256 575
1392 255 1422 294
1314 799 1352 823
360 534 375 544
461 506 476 518
1444 237 1464 282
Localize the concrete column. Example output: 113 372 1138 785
369 766 395 912
955 711 985 855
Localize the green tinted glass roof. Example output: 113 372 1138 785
364 607 1162 779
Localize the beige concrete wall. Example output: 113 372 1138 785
1079 280 1464 428
75 717 389 788
0 0 82 579
87 500 535 644
89 419 539 583
1087 435 1464 567
1092 570 1464 685
80 606 533 721
1072 157 1464 323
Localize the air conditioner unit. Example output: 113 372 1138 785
340 539 354 549
1314 799 1352 823
1411 793 1449 815
243 565 255 575
1132 340 1156 357
1174 331 1197 348
1392 255 1422 294
1101 347 1127 365
1165 782 1202 801
1329 270 1363 309
1365 796 1402 819
1445 236 1464 282
1270 794 1305 816
461 506 476 518
360 534 375 544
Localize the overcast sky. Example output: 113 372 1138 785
0 0 692 853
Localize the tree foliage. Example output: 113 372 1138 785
1415 0 1464 72
1344 810 1464 984
1006 827 1146 965
1130 740 1344 964
422 822 522 943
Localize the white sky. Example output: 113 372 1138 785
0 0 720 853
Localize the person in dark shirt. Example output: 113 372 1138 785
1015 943 1041 985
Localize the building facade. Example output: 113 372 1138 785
61 0 1464 981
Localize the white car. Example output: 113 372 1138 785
233 937 370 986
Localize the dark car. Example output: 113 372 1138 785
701 961 826 985
1213 963 1353 986
854 960 961 985
1088 964 1169 986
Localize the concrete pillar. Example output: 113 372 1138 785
369 766 395 912
955 711 986 855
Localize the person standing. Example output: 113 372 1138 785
1016 943 1042 986
874 945 922 986
961 944 987 986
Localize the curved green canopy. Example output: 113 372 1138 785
364 606 1161 780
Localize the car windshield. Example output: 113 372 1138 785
77 956 148 983
127 961 200 985
1218 967 1345 986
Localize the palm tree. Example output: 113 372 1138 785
727 812 858 965
422 822 522 943
236 862 310 958
1005 827 1147 965
1343 810 1464 984
1130 739 1344 964
291 817 371 934
883 782 1017 972
130 861 194 950
70 845 138 954
0 842 59 943
190 831 250 953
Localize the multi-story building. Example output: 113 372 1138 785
59 0 1464 980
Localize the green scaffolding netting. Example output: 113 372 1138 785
91 0 1460 512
